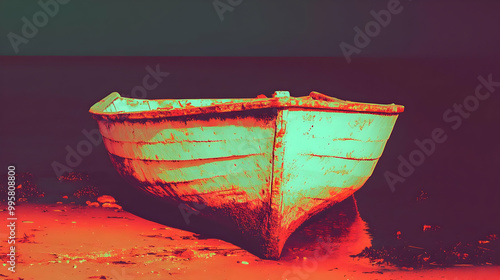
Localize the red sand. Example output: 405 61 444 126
1 204 499 280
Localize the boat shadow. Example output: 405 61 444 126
280 195 372 261
119 186 372 260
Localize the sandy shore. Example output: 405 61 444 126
1 204 499 280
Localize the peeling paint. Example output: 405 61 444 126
89 91 403 259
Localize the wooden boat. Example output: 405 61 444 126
89 91 404 259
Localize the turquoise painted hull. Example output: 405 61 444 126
90 91 403 259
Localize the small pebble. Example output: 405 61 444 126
102 202 122 210
97 195 116 204
180 250 195 259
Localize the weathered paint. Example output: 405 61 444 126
274 109 399 257
90 91 403 121
89 91 403 259
265 104 287 258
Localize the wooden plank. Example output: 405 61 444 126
264 108 287 259
110 155 270 206
97 116 275 143
102 136 273 160
283 156 377 191
286 108 398 142
109 153 271 188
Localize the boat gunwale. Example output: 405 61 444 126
89 92 404 121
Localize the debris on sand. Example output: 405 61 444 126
102 202 122 210
352 238 499 268
0 172 44 203
416 190 429 201
423 225 441 232
73 186 100 200
97 195 116 204
58 172 89 182
180 250 195 259
85 195 122 210
18 233 37 244
86 201 100 207
173 249 195 259
88 275 108 279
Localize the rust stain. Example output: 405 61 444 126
90 91 404 121
88 90 404 260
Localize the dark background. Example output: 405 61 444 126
1 0 500 58
1 0 499 257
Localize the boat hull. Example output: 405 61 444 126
271 108 398 257
90 92 402 259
